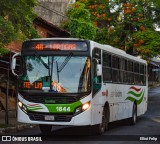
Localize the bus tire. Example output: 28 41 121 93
129 103 137 125
39 124 52 134
93 106 109 135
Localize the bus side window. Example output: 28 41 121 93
93 61 101 92
92 48 102 95
93 62 101 84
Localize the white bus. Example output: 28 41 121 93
11 38 148 134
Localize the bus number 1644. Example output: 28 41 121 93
56 106 71 112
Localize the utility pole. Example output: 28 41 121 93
5 63 9 124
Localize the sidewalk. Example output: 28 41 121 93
0 110 36 134
148 82 160 90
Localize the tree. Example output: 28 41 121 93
64 0 160 59
61 2 97 40
0 0 38 55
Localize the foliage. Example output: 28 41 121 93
0 17 15 55
133 30 160 59
64 0 160 59
61 2 97 40
0 0 38 55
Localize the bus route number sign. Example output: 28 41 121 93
35 43 77 51
24 41 88 51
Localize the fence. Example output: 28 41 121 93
0 51 17 124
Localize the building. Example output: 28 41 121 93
34 0 76 26
148 58 160 86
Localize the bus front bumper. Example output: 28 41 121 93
17 106 91 126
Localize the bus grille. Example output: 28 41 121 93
28 112 73 122
25 96 76 104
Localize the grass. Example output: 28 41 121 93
0 124 15 128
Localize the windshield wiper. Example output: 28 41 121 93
57 53 73 73
56 53 73 82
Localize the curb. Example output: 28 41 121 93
0 124 37 134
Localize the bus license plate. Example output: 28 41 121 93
45 115 55 121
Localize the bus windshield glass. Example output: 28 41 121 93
19 55 91 94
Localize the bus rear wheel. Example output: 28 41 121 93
129 103 137 125
39 124 52 134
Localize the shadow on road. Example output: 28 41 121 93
42 118 132 136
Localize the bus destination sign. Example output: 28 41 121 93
24 41 88 51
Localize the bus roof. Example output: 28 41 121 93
103 44 126 54
26 38 81 41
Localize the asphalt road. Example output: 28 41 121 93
2 86 160 144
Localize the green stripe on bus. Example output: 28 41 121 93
128 90 143 97
126 89 145 105
27 107 43 111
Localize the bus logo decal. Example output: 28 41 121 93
102 90 108 96
126 86 145 104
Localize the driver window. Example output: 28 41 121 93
92 48 102 95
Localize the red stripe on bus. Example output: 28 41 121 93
28 104 40 106
130 86 141 92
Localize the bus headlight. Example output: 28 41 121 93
18 101 23 108
74 102 90 115
18 100 27 114
82 102 90 111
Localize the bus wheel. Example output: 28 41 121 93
129 103 137 125
93 106 109 135
39 124 52 134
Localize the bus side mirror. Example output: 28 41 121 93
11 53 21 77
96 64 102 76
12 58 16 70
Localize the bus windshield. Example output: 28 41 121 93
19 55 91 94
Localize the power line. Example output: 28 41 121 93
0 60 10 65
